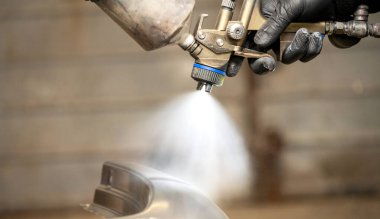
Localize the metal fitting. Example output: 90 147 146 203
369 23 380 38
216 38 224 47
198 31 206 40
178 34 196 50
197 82 213 93
221 0 235 10
326 4 380 39
227 22 245 40
191 63 226 92
342 4 369 38
354 5 369 21
345 21 369 38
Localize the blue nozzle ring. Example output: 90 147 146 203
193 63 226 76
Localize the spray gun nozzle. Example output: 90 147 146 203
192 63 226 94
196 82 213 93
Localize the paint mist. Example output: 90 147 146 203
141 91 251 202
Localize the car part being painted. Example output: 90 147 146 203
83 162 229 219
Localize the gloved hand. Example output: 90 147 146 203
249 0 378 74
226 0 380 76
249 0 337 74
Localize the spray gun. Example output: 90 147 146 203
88 0 379 93
179 1 380 92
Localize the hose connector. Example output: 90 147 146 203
369 23 380 38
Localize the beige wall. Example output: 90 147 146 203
0 0 379 211
253 17 380 197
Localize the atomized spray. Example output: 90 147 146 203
140 91 251 201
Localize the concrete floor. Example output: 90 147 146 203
1 197 379 219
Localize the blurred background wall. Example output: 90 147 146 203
0 0 379 215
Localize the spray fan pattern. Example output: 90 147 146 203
140 91 251 202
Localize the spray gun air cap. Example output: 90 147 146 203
192 63 226 93
196 82 213 93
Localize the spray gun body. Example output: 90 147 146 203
89 0 379 93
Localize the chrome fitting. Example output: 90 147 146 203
354 5 369 21
178 34 196 50
369 23 380 38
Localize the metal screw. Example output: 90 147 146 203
216 38 224 47
198 31 206 40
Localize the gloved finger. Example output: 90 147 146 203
248 56 276 75
226 55 245 77
260 0 278 17
282 28 310 64
254 1 298 49
300 32 324 62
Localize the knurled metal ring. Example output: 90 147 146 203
227 22 245 40
191 64 225 86
222 0 235 10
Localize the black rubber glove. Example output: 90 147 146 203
255 0 334 48
226 0 380 76
248 0 337 74
256 0 380 48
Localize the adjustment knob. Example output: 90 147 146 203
227 22 245 40
222 0 236 10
